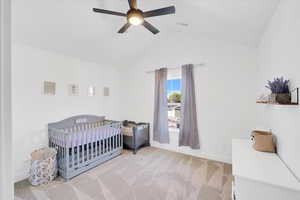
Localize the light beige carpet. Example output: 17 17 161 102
15 147 232 200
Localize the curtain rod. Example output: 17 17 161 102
146 63 206 74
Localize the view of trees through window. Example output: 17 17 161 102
167 78 181 129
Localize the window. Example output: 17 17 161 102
167 78 181 129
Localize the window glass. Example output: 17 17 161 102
167 78 181 129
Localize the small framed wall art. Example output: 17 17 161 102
88 86 96 97
103 87 110 97
68 84 79 96
43 81 56 96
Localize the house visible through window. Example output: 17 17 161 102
167 78 181 129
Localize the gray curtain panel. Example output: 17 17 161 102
153 68 169 144
179 64 200 149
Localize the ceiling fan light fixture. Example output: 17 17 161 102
127 10 144 26
129 16 143 25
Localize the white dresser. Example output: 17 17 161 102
232 139 300 200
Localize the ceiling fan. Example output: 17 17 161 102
93 0 176 34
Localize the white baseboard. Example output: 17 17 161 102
195 152 232 164
14 169 29 183
151 143 232 164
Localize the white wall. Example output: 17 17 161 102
12 43 121 182
257 0 300 180
0 0 13 198
118 33 259 163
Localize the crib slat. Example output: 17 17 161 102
118 134 120 148
116 134 118 149
106 130 108 153
62 146 65 170
61 144 64 169
91 132 94 160
119 133 122 148
83 133 86 163
121 131 123 149
103 129 106 153
76 145 79 169
101 137 104 155
58 145 60 168
112 135 115 151
113 130 115 151
100 140 103 155
109 128 111 153
66 145 69 172
117 133 119 149
109 130 111 152
89 142 91 161
78 145 81 168
96 141 98 157
109 132 112 152
107 130 110 153
112 130 115 150
119 133 121 148
72 145 75 169
98 141 100 156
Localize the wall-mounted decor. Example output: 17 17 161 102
257 77 299 105
43 81 56 96
68 84 79 96
103 87 110 97
266 77 290 104
88 86 96 97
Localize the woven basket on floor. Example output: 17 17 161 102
28 147 57 186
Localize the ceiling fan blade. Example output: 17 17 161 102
128 0 137 9
118 23 131 33
93 8 126 17
143 20 160 35
143 6 175 18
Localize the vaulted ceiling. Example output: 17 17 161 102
13 0 279 66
